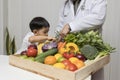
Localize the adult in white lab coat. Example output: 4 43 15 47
56 0 107 37
56 0 107 80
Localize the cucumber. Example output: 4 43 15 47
35 48 58 63
36 57 45 63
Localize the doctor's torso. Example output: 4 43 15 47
62 0 94 24
57 0 106 33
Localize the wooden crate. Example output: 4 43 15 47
9 55 110 80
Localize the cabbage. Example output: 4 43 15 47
42 41 57 52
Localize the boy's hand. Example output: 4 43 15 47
47 37 56 41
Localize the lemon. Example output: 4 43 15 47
54 53 62 60
53 63 65 69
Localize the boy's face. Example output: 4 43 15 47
35 27 49 36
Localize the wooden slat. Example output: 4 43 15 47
75 55 110 80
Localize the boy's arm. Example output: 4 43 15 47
29 36 56 43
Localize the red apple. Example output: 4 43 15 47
28 44 37 50
26 49 37 57
20 50 27 55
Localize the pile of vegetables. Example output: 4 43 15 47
64 30 115 60
19 30 115 71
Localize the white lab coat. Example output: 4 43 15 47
56 0 107 32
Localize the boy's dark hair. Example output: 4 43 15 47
30 17 50 32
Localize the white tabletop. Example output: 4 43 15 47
0 55 52 80
0 55 91 80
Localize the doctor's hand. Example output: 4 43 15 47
60 24 71 38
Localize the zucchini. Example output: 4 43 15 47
35 48 58 63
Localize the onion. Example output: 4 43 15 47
75 54 87 62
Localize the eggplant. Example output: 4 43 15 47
42 41 57 52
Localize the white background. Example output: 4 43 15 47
0 0 120 80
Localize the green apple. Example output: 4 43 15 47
20 55 28 59
57 57 66 62
27 57 35 61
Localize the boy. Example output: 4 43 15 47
16 17 56 54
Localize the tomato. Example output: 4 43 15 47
62 59 71 66
27 49 37 57
63 52 75 59
66 63 78 71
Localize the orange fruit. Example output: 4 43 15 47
44 56 57 65
53 63 65 69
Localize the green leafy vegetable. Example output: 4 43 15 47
64 30 115 59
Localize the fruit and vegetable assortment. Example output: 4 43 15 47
19 30 115 71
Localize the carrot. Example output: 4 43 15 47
57 42 63 49
57 42 66 50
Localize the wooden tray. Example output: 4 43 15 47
9 55 110 80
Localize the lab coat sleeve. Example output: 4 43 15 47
56 3 66 32
69 0 107 32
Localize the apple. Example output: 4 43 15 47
57 57 66 62
28 44 37 50
26 48 37 57
27 57 35 61
20 50 27 55
20 55 28 59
